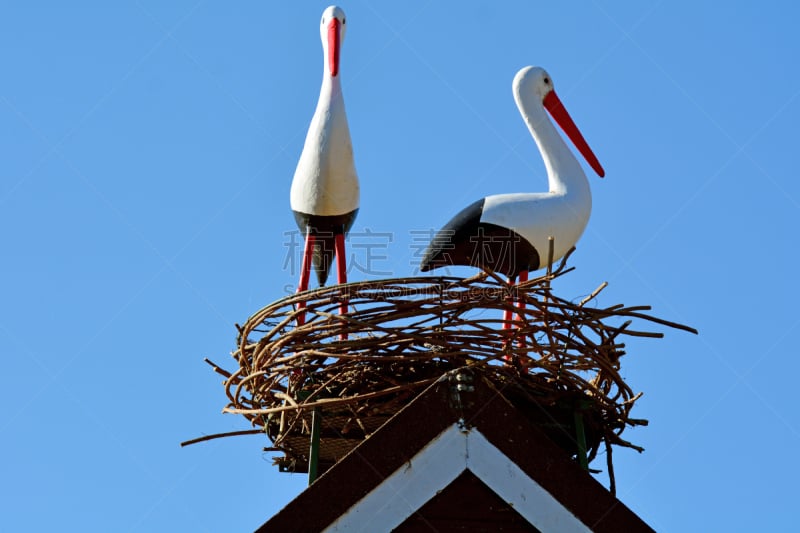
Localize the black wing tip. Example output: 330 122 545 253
418 260 436 273
418 248 454 273
315 266 331 286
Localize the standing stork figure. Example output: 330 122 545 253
291 5 359 325
419 66 605 329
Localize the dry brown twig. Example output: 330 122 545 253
183 251 696 490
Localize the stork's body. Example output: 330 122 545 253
420 66 604 277
291 6 359 323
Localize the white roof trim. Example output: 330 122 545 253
324 423 591 532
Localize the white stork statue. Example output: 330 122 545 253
420 66 604 328
290 5 359 324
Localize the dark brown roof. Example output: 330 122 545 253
393 470 541 533
256 369 654 533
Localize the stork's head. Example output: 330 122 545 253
320 6 347 77
513 66 554 102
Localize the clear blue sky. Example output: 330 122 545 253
2 2 798 531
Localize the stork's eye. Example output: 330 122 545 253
343 18 346 24
544 77 550 84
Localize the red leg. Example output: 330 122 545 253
334 234 347 284
502 275 517 362
516 270 528 320
516 270 528 350
502 275 516 331
296 232 315 327
334 233 348 340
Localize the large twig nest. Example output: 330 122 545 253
188 252 696 485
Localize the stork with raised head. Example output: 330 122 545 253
291 5 359 324
419 66 604 328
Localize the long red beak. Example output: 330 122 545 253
543 90 605 177
327 18 340 77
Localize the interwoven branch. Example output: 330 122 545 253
186 253 696 485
